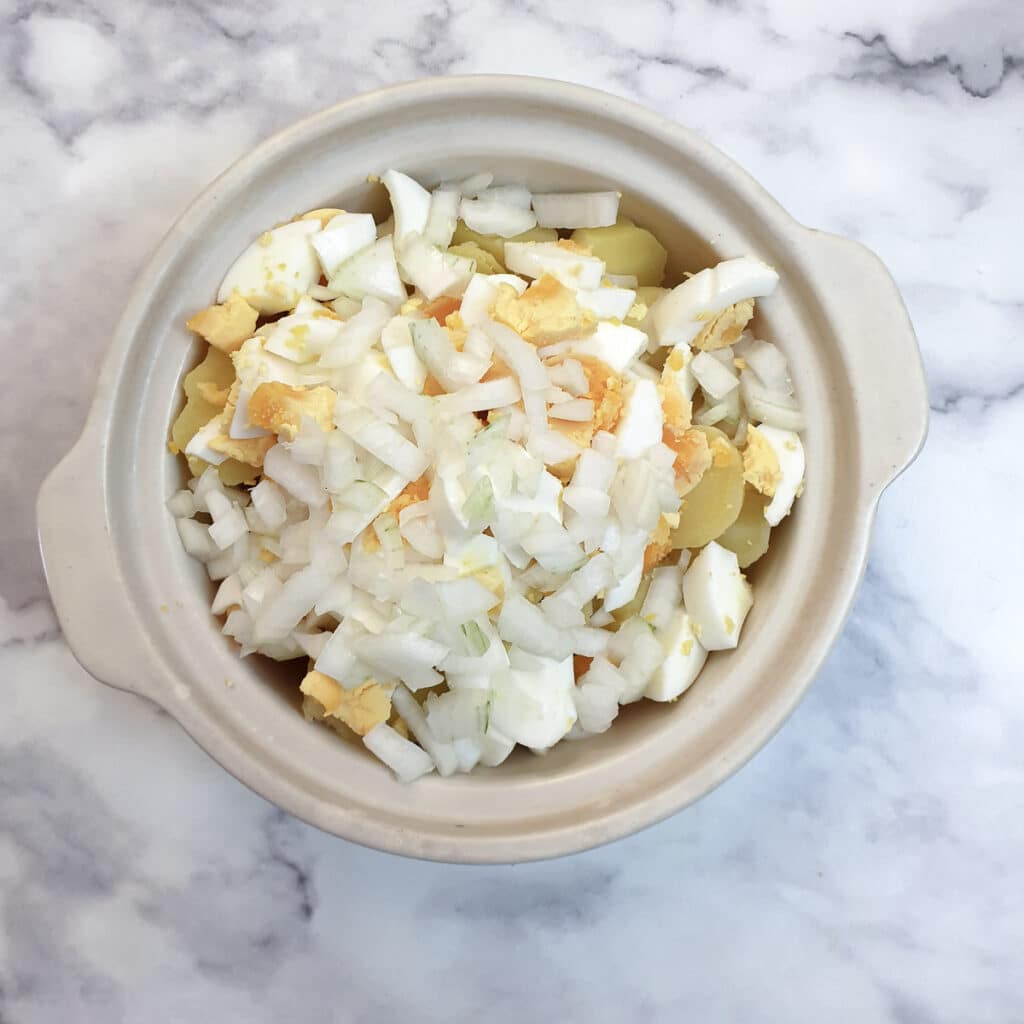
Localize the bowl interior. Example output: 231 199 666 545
104 83 863 859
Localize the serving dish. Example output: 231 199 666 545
37 76 927 862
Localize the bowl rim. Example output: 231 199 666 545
37 75 928 862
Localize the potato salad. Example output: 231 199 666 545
168 170 806 782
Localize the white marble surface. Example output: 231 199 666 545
3 0 1023 1019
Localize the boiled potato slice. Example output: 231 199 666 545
717 486 771 568
670 426 744 549
451 220 558 264
447 240 505 276
570 218 668 286
170 346 257 485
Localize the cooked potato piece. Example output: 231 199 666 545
670 425 744 549
718 486 772 568
451 220 558 263
170 348 258 484
570 218 668 286
447 241 505 275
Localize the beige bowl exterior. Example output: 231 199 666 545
37 76 927 863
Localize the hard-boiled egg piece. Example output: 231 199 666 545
185 416 228 465
650 256 779 347
661 343 698 401
311 213 377 278
756 424 805 526
644 609 708 701
681 541 753 651
570 320 647 373
489 652 577 750
614 378 663 458
504 240 605 290
459 273 528 325
575 285 637 321
218 220 321 315
262 298 344 363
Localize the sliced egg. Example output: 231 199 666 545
489 652 576 750
614 378 663 459
575 285 637 321
503 241 605 290
651 256 779 347
757 425 805 526
681 541 753 651
644 609 708 701
218 220 321 315
570 320 648 372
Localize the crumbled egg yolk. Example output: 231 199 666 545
186 291 259 354
546 355 624 478
742 425 782 497
299 670 392 736
691 298 754 352
388 475 431 517
491 274 596 345
643 514 674 572
247 381 338 440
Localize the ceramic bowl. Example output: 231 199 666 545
37 76 927 862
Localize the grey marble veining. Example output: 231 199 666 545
2 0 1023 1020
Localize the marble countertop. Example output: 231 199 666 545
4 1 1023 1020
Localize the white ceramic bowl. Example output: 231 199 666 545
37 76 927 863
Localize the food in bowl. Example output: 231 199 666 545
167 169 806 782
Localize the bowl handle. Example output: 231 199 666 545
803 229 929 496
37 424 161 703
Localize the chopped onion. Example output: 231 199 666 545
423 188 460 248
312 213 377 278
381 169 431 243
397 233 474 300
460 197 537 238
327 237 406 305
532 191 619 229
363 722 435 782
691 350 740 400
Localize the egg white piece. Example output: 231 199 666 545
218 220 321 315
489 652 577 750
644 609 708 701
575 285 637 321
614 378 663 459
757 424 805 526
459 273 528 325
681 541 753 651
651 256 779 347
570 320 648 372
504 241 605 290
